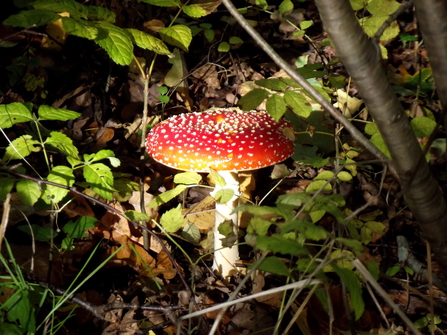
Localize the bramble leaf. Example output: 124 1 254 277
0 103 33 128
160 204 184 232
3 135 40 161
41 166 75 204
17 179 41 206
94 21 133 65
159 25 192 52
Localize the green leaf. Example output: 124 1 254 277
255 0 268 10
0 178 15 201
266 94 287 121
209 169 226 187
284 90 312 118
306 180 332 193
62 17 98 40
238 88 270 111
148 184 187 208
300 20 313 30
256 234 309 255
337 171 353 181
18 224 55 242
182 222 201 243
281 220 329 240
173 171 202 185
366 0 400 15
140 0 181 6
42 165 75 204
63 216 97 238
16 179 41 206
255 79 288 91
279 0 293 15
183 4 208 18
213 188 235 203
309 209 325 223
411 116 437 138
159 25 192 52
350 0 368 10
236 204 283 218
31 0 88 19
126 28 171 55
257 256 291 277
45 131 79 158
160 204 184 232
331 264 365 320
37 105 81 121
3 135 40 161
315 170 334 180
229 36 243 44
0 102 33 128
218 220 235 237
3 9 60 27
123 210 150 222
361 16 399 41
370 132 390 157
336 237 364 251
87 6 116 22
84 149 116 163
247 217 272 236
83 163 115 200
386 265 401 277
217 41 230 52
94 21 133 66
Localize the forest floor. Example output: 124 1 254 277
1 0 447 334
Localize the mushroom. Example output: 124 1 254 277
146 108 295 279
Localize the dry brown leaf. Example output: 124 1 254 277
182 195 215 232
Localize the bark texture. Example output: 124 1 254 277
315 0 447 277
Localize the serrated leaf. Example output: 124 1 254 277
148 184 187 208
126 28 170 55
183 4 208 18
361 16 400 41
31 0 88 19
62 17 98 40
37 105 81 121
266 94 286 121
279 0 293 15
213 188 235 203
63 216 97 238
94 21 133 65
0 102 34 128
123 210 151 222
306 180 332 193
284 90 312 118
159 25 192 52
337 171 353 181
3 135 40 161
256 234 309 255
87 6 116 22
350 0 368 10
45 131 79 158
140 0 181 6
174 171 202 185
182 222 201 243
238 88 270 111
83 163 115 200
258 256 291 277
41 165 75 204
160 204 184 232
255 79 288 91
84 149 115 162
411 116 436 138
217 41 229 52
218 220 235 237
3 9 60 27
332 265 365 320
0 178 15 201
16 179 41 206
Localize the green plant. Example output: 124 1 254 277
414 313 444 333
0 103 121 205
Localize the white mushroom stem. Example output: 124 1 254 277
211 171 240 279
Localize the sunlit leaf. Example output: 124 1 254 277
160 204 184 232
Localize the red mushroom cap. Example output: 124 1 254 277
145 109 295 172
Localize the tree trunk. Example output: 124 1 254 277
315 0 447 277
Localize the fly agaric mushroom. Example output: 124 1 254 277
146 108 295 279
